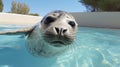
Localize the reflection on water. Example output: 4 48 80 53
0 25 120 67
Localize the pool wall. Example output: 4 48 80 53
71 12 120 29
0 12 120 29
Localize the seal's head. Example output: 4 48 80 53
40 10 78 47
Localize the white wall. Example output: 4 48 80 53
1 12 120 29
0 13 42 26
71 12 120 29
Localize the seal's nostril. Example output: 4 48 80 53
55 27 67 35
63 29 67 33
55 27 59 34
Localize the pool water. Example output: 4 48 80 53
0 25 120 67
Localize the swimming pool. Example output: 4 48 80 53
0 25 120 67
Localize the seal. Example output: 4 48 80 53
0 10 78 57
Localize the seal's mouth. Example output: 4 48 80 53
51 40 65 47
51 40 64 44
43 32 74 47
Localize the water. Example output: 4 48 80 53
0 25 120 67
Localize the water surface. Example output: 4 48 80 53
0 25 120 67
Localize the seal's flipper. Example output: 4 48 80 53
0 28 33 35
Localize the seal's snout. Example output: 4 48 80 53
55 27 67 36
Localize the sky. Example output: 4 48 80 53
2 0 86 16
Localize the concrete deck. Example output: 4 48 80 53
0 13 42 26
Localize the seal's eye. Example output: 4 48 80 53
44 16 55 24
68 21 75 27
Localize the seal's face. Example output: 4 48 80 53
40 11 78 47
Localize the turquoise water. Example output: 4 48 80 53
0 25 120 67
